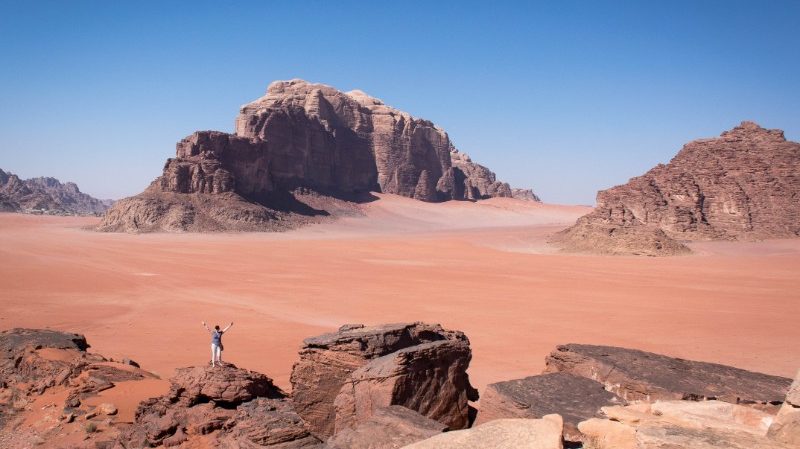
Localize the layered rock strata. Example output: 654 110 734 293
290 322 476 438
0 168 110 215
556 122 800 255
99 80 537 232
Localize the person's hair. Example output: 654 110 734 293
214 325 220 330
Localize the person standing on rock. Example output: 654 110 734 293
202 321 232 367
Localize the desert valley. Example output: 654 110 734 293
1 77 799 448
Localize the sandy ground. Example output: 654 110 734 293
1 194 799 405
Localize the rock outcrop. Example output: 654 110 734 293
511 187 541 202
556 122 800 255
0 168 110 215
545 344 792 405
290 323 476 438
578 400 794 449
324 405 447 449
333 339 476 433
122 363 319 448
474 372 624 442
99 80 536 232
768 370 800 445
403 416 564 449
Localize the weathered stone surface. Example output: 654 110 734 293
0 168 110 215
123 364 298 447
546 344 792 404
580 400 789 449
474 372 624 442
218 398 323 449
168 364 285 406
334 340 478 433
403 415 564 449
557 121 800 255
0 328 91 394
100 80 533 232
290 322 469 438
768 370 800 445
325 405 447 449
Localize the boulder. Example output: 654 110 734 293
333 340 478 433
325 405 447 449
474 372 624 442
402 415 564 449
557 121 800 255
545 344 792 405
290 322 469 438
768 370 800 445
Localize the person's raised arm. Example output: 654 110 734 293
202 321 212 333
222 322 233 333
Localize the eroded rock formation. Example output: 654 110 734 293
289 322 475 438
0 168 110 215
545 343 792 405
121 363 317 448
333 339 477 433
99 80 537 232
556 122 800 255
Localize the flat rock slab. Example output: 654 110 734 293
0 328 88 354
475 372 624 441
325 405 447 449
546 344 792 404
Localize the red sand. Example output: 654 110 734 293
1 195 799 401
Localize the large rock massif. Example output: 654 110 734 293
0 168 110 215
556 122 800 255
99 80 537 232
3 328 796 449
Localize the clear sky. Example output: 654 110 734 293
1 1 798 205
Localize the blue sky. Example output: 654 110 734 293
1 1 798 204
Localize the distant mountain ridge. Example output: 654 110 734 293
0 168 111 215
99 79 539 233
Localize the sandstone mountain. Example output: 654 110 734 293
555 122 800 255
98 80 538 232
0 168 110 215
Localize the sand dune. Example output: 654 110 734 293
1 195 798 402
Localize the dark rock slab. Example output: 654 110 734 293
545 344 792 405
0 328 89 353
474 372 624 442
325 405 447 449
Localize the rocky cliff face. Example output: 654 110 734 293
555 122 800 255
99 80 537 232
0 168 110 215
